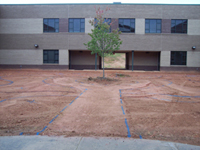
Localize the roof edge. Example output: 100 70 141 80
0 3 200 6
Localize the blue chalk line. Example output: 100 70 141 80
36 126 47 135
139 135 142 139
49 115 59 124
125 118 131 138
27 100 35 103
120 99 123 104
60 106 67 112
19 132 23 135
36 88 87 135
121 106 125 115
0 77 14 86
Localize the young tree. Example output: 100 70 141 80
84 7 122 78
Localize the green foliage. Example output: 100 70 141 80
84 22 122 57
84 7 122 56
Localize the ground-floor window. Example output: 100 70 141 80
170 51 187 65
43 50 59 64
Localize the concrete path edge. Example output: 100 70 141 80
0 136 200 150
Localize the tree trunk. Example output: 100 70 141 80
103 52 105 78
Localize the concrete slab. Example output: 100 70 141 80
0 136 200 150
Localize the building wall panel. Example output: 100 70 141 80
59 18 68 32
162 19 171 33
160 51 170 66
0 34 70 49
162 5 200 19
59 49 69 65
128 52 159 66
135 18 145 34
0 5 200 19
111 18 118 31
161 35 200 51
0 5 69 18
70 51 98 65
187 51 200 67
0 19 43 34
85 18 94 33
0 49 43 64
0 34 199 51
188 19 200 35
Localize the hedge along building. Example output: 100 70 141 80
0 3 200 71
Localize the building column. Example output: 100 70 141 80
95 53 97 70
132 50 134 71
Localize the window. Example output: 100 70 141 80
171 19 187 33
94 18 111 32
43 19 59 32
145 19 161 33
119 19 135 33
171 51 187 65
69 18 85 32
43 50 59 64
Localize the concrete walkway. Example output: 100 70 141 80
0 136 200 150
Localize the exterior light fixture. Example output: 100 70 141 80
192 46 196 50
34 44 39 48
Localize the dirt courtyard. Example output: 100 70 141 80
0 69 200 146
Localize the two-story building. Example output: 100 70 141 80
0 3 200 71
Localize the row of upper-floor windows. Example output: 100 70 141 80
43 18 188 34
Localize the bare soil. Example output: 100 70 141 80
0 69 200 146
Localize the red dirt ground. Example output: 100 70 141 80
0 69 200 146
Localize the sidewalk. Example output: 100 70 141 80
0 136 200 150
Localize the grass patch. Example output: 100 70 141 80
115 73 130 77
88 77 117 82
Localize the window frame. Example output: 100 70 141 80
68 18 85 33
118 18 135 33
170 51 187 66
43 18 59 33
171 19 187 34
43 50 59 64
145 19 162 33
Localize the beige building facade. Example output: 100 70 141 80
0 4 200 71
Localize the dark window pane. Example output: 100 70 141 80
157 24 161 30
145 19 161 33
69 18 85 32
119 18 135 33
81 19 85 22
81 28 84 32
170 51 187 65
69 28 73 32
145 22 149 29
171 19 187 33
157 20 161 24
171 20 175 24
43 50 59 64
119 19 123 24
43 18 59 33
44 19 48 23
81 22 85 28
69 22 73 28
74 19 81 32
150 20 156 33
